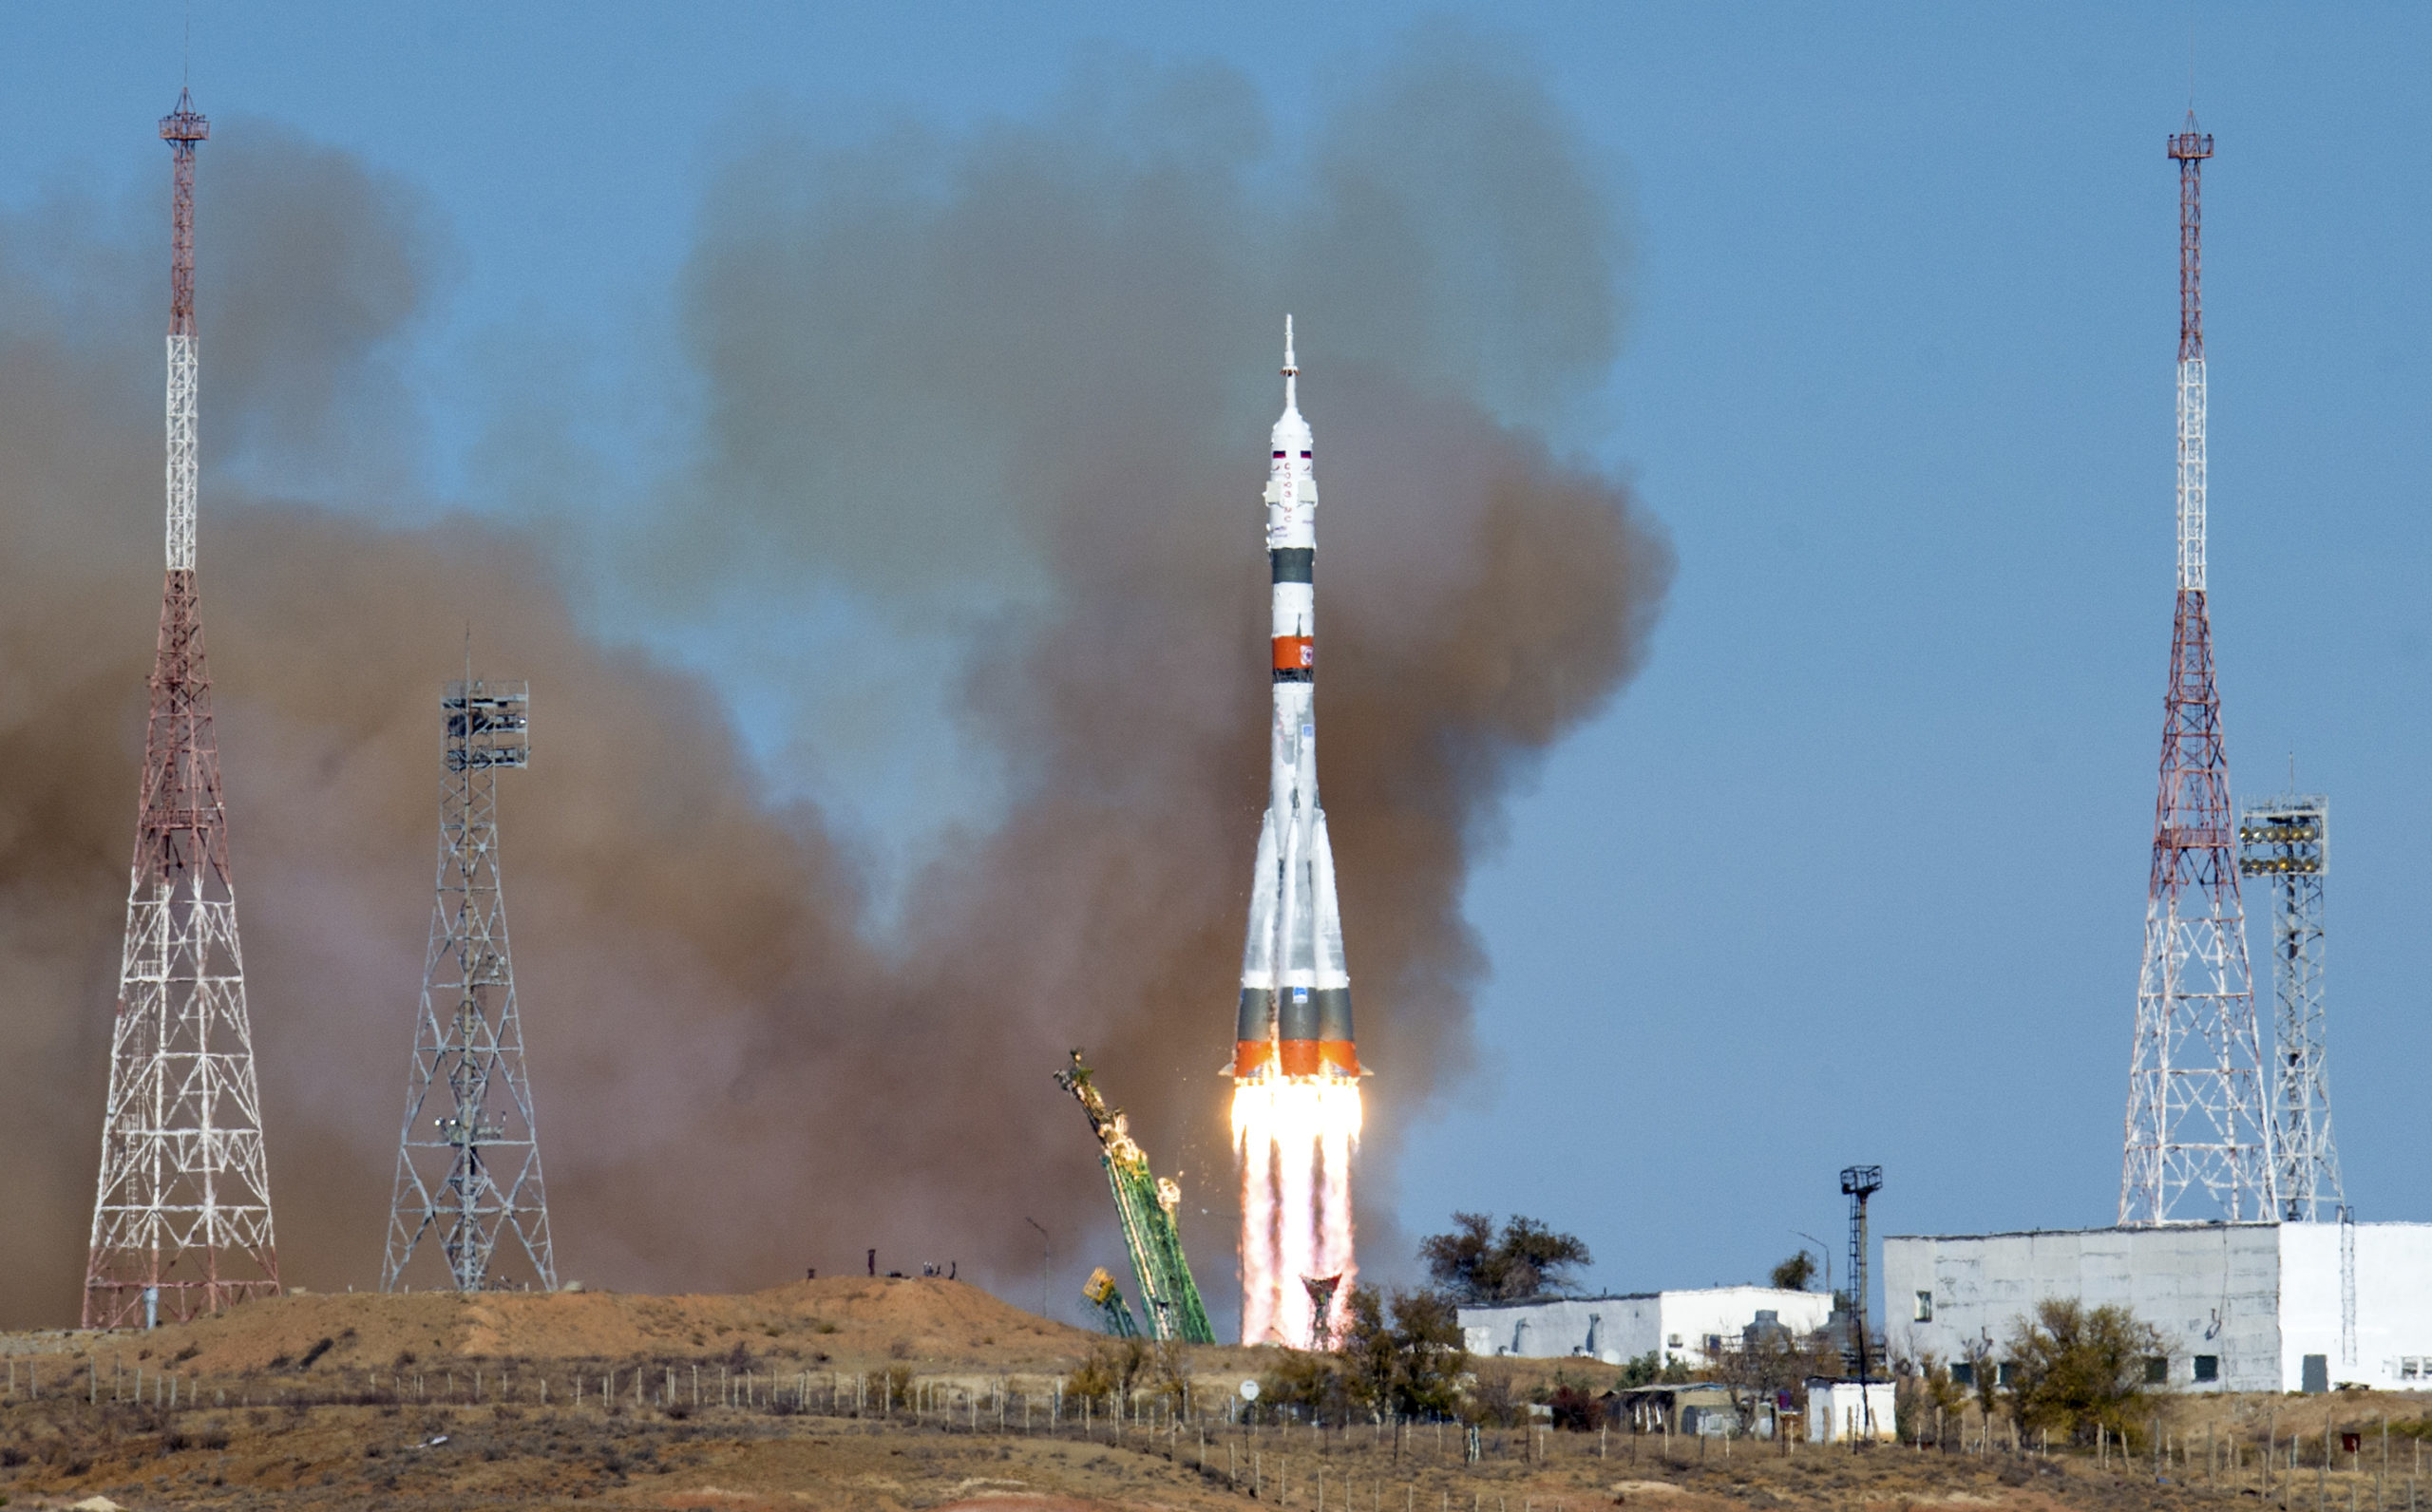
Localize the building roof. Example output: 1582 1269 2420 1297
1884 1223 2277 1241
1888 1219 2432 1241
1456 1285 1817 1314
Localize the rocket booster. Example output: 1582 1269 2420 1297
1234 318 1358 1083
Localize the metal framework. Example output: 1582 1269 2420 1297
382 676 557 1293
2119 117 2276 1226
2338 1203 2357 1370
1302 1273 1343 1351
1839 1165 1881 1407
2236 793 2344 1221
85 90 281 1330
1083 1267 1143 1338
1056 1052 1215 1343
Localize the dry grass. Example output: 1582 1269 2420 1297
0 1287 2422 1510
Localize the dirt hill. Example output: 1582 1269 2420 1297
2 1278 1134 1381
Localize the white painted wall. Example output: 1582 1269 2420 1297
1884 1221 2432 1395
2276 1221 2432 1391
1806 1380 1897 1443
1881 1226 2282 1392
1658 1287 1834 1366
1459 1295 1657 1362
1458 1288 1831 1366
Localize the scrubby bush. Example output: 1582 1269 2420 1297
2003 1298 2164 1444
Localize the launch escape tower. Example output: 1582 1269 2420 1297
85 90 283 1330
2236 793 2345 1222
382 675 558 1293
2119 117 2275 1226
1056 1053 1215 1343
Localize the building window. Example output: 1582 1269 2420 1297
1949 1362 1974 1388
2403 1358 2422 1382
2194 1355 2219 1383
1996 1362 2016 1388
1666 1333 1682 1349
1704 1334 1723 1356
1914 1291 1933 1322
2144 1356 2169 1385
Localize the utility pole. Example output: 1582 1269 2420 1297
383 672 557 1292
84 89 281 1330
2119 115 2275 1226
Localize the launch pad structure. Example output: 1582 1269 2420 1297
1056 1052 1214 1344
1082 1267 1144 1339
383 674 558 1293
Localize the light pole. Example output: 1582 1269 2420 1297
1026 1217 1054 1320
1793 1232 1832 1298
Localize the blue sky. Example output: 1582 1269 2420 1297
7 3 2430 1315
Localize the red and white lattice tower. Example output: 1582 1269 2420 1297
2118 116 2275 1226
84 90 282 1328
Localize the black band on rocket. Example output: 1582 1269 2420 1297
1237 986 1274 1042
1313 986 1353 1044
1270 548 1314 584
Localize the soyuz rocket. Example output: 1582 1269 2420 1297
1232 318 1359 1086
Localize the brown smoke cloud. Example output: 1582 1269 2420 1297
0 36 1668 1328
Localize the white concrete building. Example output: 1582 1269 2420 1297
1457 1287 1833 1367
1883 1221 2432 1393
1805 1380 1897 1443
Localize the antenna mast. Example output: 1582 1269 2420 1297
2119 118 2274 1225
383 673 557 1292
85 90 283 1328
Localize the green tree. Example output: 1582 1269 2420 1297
1616 1349 1691 1388
1065 1335 1151 1410
1768 1251 1816 1291
1257 1348 1345 1421
2002 1298 2164 1443
1341 1288 1398 1413
1419 1212 1593 1302
1340 1285 1472 1420
1387 1288 1470 1417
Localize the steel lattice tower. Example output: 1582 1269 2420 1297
85 90 283 1330
1839 1164 1881 1393
382 674 557 1293
2237 793 2343 1220
2118 117 2276 1226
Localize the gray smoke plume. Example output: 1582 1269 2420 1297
0 35 1667 1326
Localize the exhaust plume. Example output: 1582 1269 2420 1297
0 37 1668 1326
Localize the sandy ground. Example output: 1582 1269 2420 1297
0 1284 2423 1511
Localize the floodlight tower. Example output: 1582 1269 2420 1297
382 674 558 1293
1838 1165 1881 1385
2118 117 2275 1226
2236 793 2344 1220
85 90 283 1329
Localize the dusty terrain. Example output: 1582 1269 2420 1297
0 1280 2422 1511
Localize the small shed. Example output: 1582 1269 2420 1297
1607 1383 1746 1437
1804 1378 1897 1443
